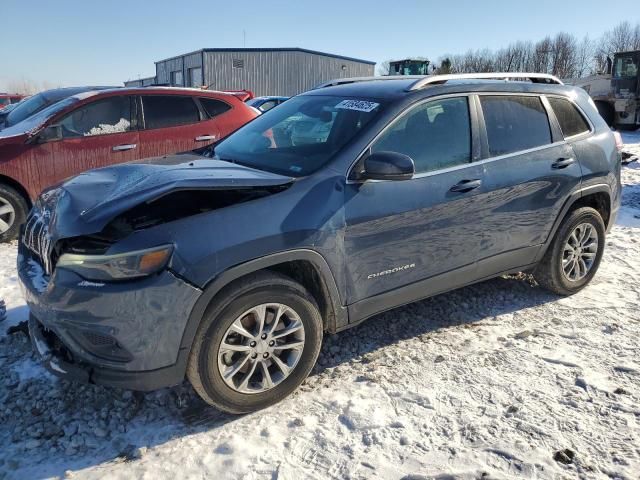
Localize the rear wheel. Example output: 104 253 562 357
187 271 323 414
0 184 29 243
535 207 606 296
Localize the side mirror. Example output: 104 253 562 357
361 151 415 181
36 124 62 144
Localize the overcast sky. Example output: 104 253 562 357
1 0 639 90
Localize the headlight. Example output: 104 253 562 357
57 245 173 281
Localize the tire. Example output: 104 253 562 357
0 184 29 243
187 271 323 414
535 207 606 296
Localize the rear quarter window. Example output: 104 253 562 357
480 95 552 156
548 97 590 138
199 98 232 118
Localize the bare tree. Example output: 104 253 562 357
592 21 640 73
429 21 638 80
549 32 578 78
602 21 638 53
376 60 391 76
4 77 58 95
435 57 453 74
575 36 595 77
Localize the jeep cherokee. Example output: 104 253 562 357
18 73 621 413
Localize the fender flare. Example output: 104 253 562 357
178 249 347 355
535 183 612 262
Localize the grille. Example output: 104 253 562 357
82 332 116 347
23 212 54 275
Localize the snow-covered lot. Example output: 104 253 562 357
1 133 640 480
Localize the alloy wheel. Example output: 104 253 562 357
217 303 306 394
0 196 16 235
562 222 598 282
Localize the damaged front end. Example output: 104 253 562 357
25 154 294 273
18 154 294 387
67 184 289 254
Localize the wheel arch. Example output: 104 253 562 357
179 249 347 358
0 174 33 209
536 184 612 262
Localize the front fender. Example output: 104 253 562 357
177 248 347 357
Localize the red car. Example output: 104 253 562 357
0 87 258 241
0 93 24 110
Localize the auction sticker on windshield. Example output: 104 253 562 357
335 100 380 112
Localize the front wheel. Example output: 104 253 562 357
0 184 29 243
535 207 606 296
187 272 323 414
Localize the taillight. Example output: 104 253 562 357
613 131 623 152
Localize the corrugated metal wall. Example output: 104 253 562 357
203 50 373 96
156 52 204 86
154 50 373 96
124 76 156 87
156 57 183 85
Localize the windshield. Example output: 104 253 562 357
0 97 79 137
5 92 48 127
211 95 382 177
0 98 9 107
613 55 639 79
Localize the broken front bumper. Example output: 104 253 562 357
18 243 202 391
28 314 192 391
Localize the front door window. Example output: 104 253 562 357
59 97 132 138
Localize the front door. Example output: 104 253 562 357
36 95 139 192
343 96 485 305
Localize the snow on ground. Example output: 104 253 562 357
1 143 640 479
621 129 640 164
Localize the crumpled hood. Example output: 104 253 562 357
36 153 294 239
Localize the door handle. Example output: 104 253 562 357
112 144 137 152
551 157 575 169
195 135 216 141
449 179 482 193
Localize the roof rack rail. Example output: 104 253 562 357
313 75 425 89
406 72 563 91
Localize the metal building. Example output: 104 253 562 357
123 76 156 88
125 48 376 96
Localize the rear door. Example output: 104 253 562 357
138 94 220 158
476 94 581 272
40 95 139 185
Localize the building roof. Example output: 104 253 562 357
155 48 376 65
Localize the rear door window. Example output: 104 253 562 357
199 98 231 118
371 96 472 173
480 96 552 156
548 97 590 138
59 96 132 138
142 95 200 129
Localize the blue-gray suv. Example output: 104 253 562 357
18 73 622 413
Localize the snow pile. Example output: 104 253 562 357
0 241 25 331
0 147 639 479
85 118 130 137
